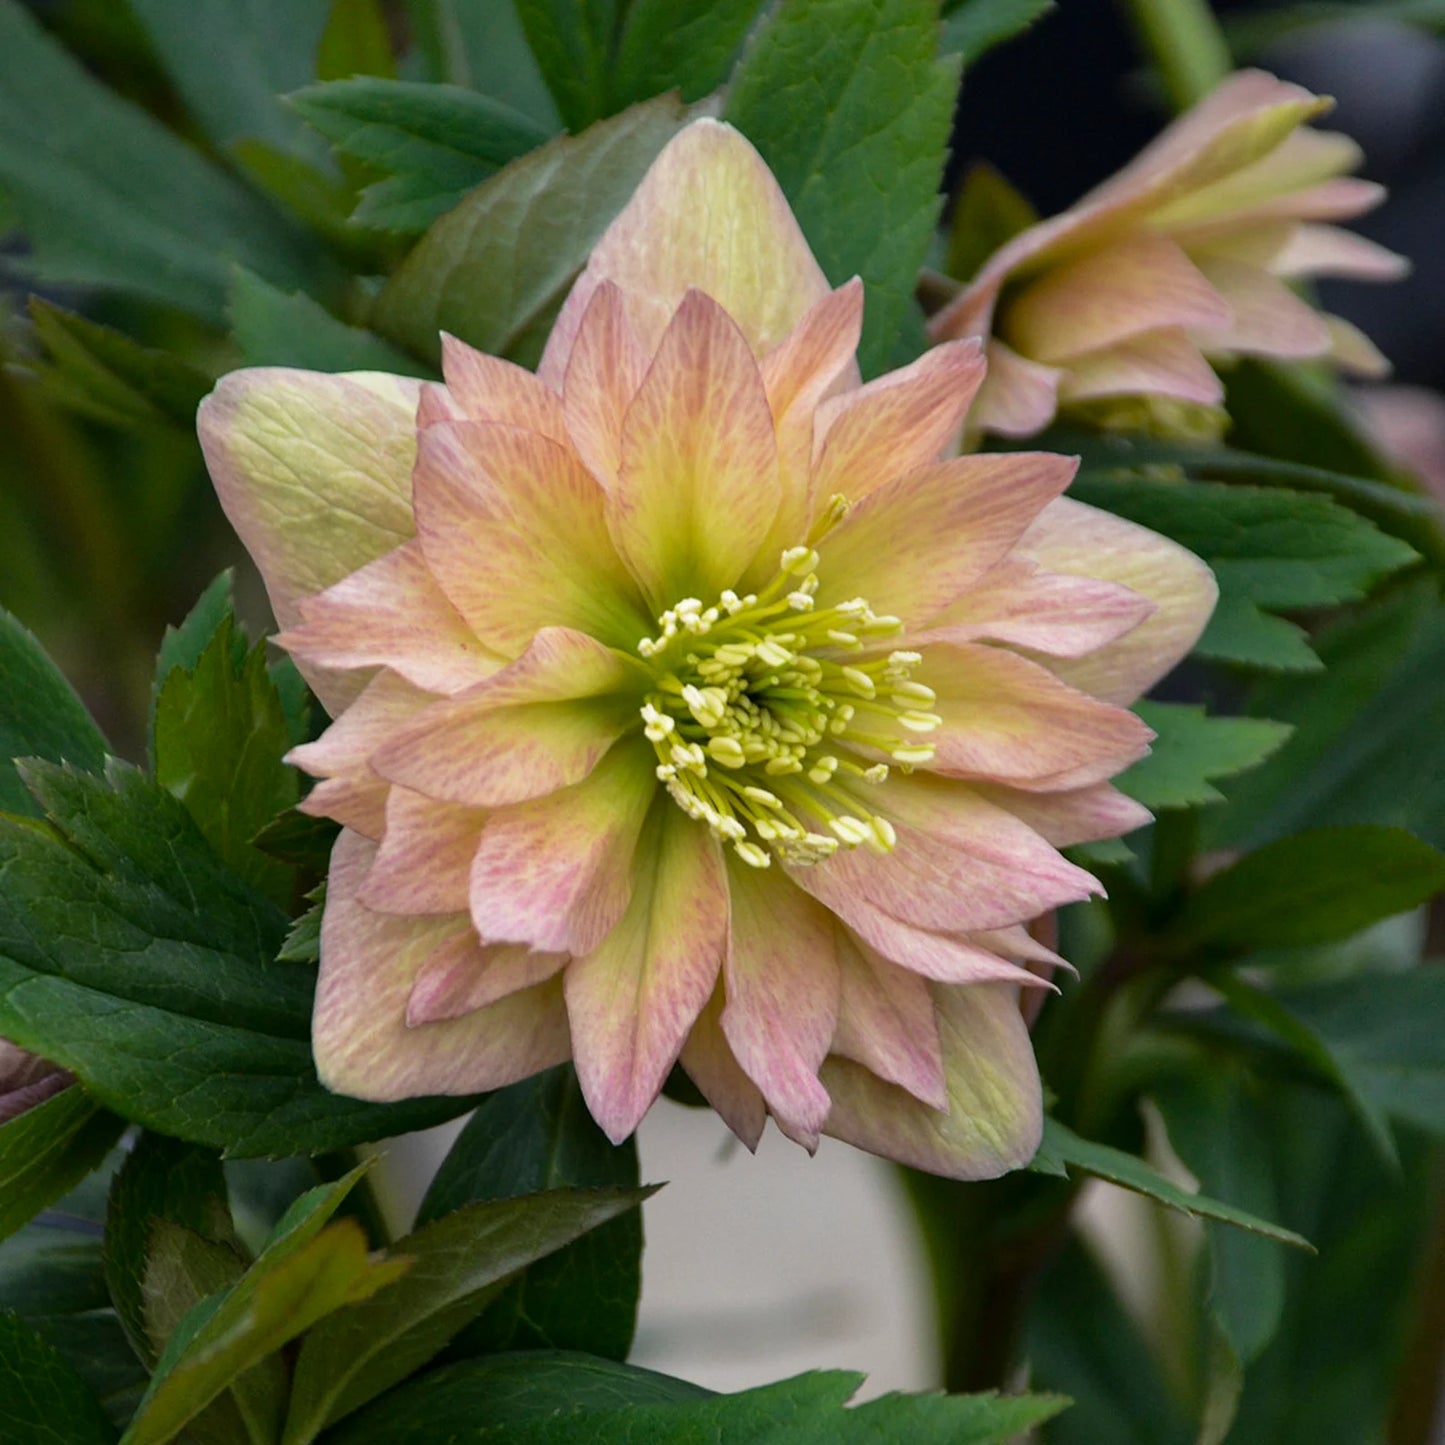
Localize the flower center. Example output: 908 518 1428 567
636 539 940 869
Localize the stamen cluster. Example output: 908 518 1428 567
638 545 941 868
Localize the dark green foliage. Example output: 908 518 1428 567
0 1311 119 1444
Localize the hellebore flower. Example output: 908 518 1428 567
931 69 1408 440
0 1039 71 1125
199 119 1215 1179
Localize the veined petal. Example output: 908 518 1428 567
1018 497 1218 705
811 341 985 503
1057 329 1224 406
721 864 839 1149
821 981 1043 1181
680 984 768 1151
968 340 1063 439
1004 235 1232 365
538 118 831 382
298 775 388 838
358 786 485 915
973 780 1153 847
916 642 1153 791
816 452 1076 625
469 738 657 955
280 540 504 695
415 421 651 653
372 628 648 808
1190 256 1332 358
562 281 650 491
439 333 569 440
289 670 436 785
407 935 568 1024
314 830 571 1100
565 801 728 1143
833 931 946 1110
610 290 780 609
1269 224 1410 282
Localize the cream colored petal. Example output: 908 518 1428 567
1058 328 1224 406
439 333 569 441
968 339 1063 439
970 780 1152 847
562 281 650 492
406 936 568 1024
357 786 486 916
1326 314 1392 378
1190 256 1332 359
1269 224 1410 282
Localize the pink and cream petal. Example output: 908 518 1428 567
565 803 729 1143
1266 224 1409 282
811 341 985 503
372 627 648 808
297 775 389 839
1326 314 1391 378
358 786 486 915
468 739 656 955
439 334 569 441
1018 497 1218 705
538 118 831 383
972 780 1152 847
289 671 437 786
968 340 1063 439
407 935 568 1024
680 984 768 1151
1057 329 1224 406
611 290 781 608
1190 256 1332 358
720 865 839 1149
562 281 650 491
314 830 571 1100
414 421 651 654
820 981 1043 1181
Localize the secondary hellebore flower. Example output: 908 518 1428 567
931 69 1408 440
0 1039 71 1125
199 119 1215 1179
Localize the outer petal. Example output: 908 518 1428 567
1058 329 1224 406
721 865 839 1150
968 340 1063 439
565 801 729 1143
821 982 1043 1181
1018 498 1218 704
314 830 571 1100
358 786 485 915
1190 256 1332 358
414 421 651 654
679 984 768 1151
609 290 780 610
562 281 650 491
439 333 568 441
372 628 648 807
973 780 1153 847
407 935 568 1023
468 738 657 955
1269 224 1410 282
538 118 831 382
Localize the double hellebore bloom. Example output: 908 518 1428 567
199 120 1215 1179
931 69 1408 439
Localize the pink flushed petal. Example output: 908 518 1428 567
748 280 865 582
298 775 388 839
439 334 568 442
832 931 947 1110
417 381 463 427
911 556 1153 658
680 984 768 1151
820 981 1043 1181
1018 497 1218 705
407 934 568 1024
562 281 649 492
565 803 728 1144
1058 328 1225 406
610 289 780 611
469 739 656 955
289 670 437 796
720 865 839 1150
1326 314 1391 378
1190 256 1332 358
815 452 1076 626
916 642 1153 791
314 830 571 1100
357 786 486 915
414 421 651 655
967 340 1063 439
1268 224 1410 282
537 118 832 383
972 779 1152 847
968 924 1070 971
1004 235 1232 366
371 628 647 809
811 341 985 503
280 540 504 695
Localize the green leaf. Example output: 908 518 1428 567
1035 1118 1312 1248
121 1218 409 1445
512 0 617 131
611 0 766 110
943 162 1038 284
417 1065 642 1361
26 299 215 431
1067 475 1419 671
253 811 339 875
327 1356 1068 1444
0 605 109 820
289 78 552 232
0 1086 124 1244
0 1312 118 1444
370 93 690 368
0 759 478 1156
127 0 333 162
941 0 1056 63
1178 827 1445 953
277 894 324 965
229 269 432 375
317 0 398 82
283 1185 653 1440
151 586 300 905
725 0 961 377
0 0 328 324
1115 702 1292 811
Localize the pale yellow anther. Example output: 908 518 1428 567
891 680 937 704
863 763 890 783
899 711 943 733
707 736 747 768
827 630 859 647
892 744 936 765
734 841 772 869
841 666 876 699
742 786 782 808
869 816 898 853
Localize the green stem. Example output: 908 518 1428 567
1120 0 1232 111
